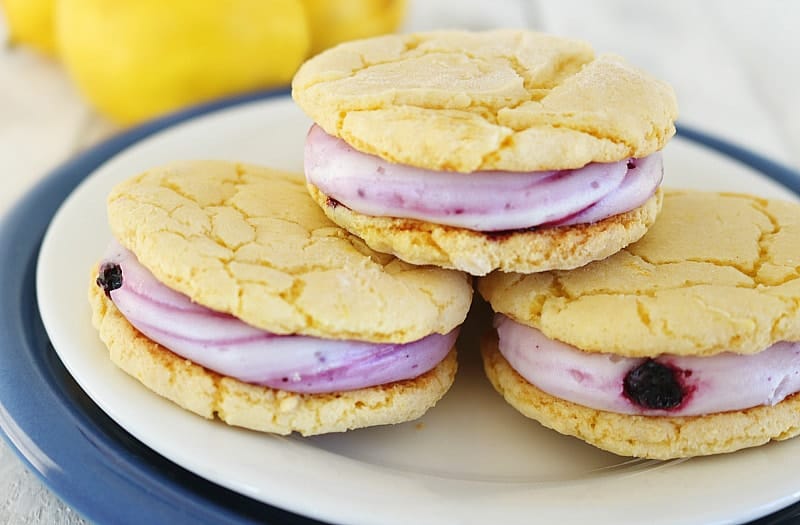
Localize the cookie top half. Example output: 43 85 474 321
292 29 678 172
107 161 472 343
479 190 800 357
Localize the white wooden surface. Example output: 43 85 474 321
0 1 798 523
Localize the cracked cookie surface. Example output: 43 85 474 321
89 282 457 436
107 161 472 343
481 334 800 459
479 190 800 356
292 29 678 172
309 183 662 276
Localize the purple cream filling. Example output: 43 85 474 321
99 241 456 394
304 125 663 231
496 314 800 416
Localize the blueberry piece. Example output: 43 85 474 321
627 159 637 170
96 263 123 297
623 359 684 409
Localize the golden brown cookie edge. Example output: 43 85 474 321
89 276 458 436
480 333 800 459
309 184 662 276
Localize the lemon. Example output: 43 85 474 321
57 0 310 125
1 0 57 57
301 0 406 55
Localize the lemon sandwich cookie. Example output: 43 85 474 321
292 29 678 275
89 161 472 435
479 190 800 458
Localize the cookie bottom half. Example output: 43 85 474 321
89 281 458 436
308 184 662 276
481 333 800 459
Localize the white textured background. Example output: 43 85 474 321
1 1 799 523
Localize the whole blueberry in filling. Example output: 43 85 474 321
623 359 684 409
96 263 123 297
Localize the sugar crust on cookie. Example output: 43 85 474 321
292 29 678 172
309 183 662 276
107 160 472 343
479 190 800 356
481 334 800 459
90 281 457 436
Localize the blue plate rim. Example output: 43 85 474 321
1 88 800 525
0 87 321 525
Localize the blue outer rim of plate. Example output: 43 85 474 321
1 89 800 525
0 88 321 525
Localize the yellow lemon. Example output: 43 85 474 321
1 0 57 57
57 0 310 125
301 0 406 55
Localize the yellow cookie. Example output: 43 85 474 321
309 184 662 276
292 30 677 275
90 283 457 436
293 29 677 172
107 160 471 342
91 160 471 434
482 334 800 460
480 190 800 356
478 190 800 458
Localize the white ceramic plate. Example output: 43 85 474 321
37 96 800 525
